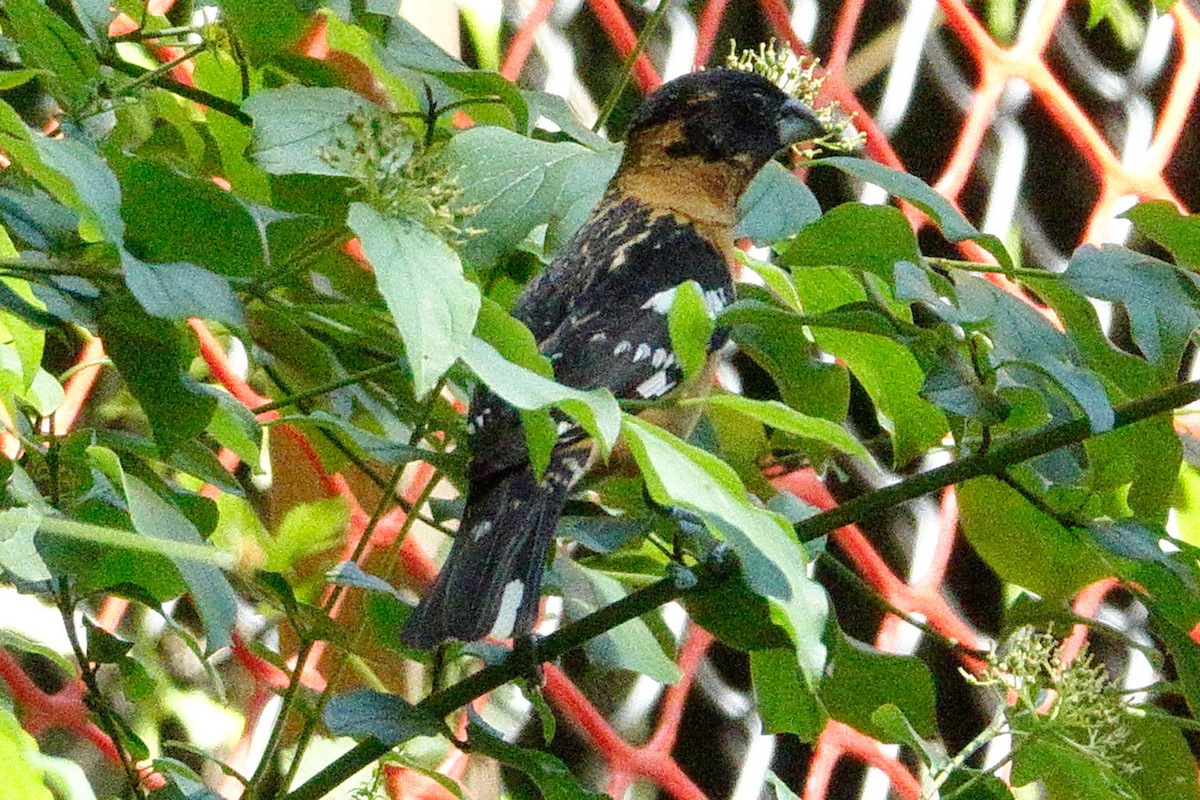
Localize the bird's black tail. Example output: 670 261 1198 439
400 456 578 648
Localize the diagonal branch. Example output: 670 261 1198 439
284 376 1200 800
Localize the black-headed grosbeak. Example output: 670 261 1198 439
402 69 823 648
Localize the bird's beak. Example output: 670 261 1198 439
776 98 825 147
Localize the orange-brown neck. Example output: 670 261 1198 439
613 119 758 231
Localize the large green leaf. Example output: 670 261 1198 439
555 559 681 684
462 337 620 455
690 394 871 462
348 203 480 400
782 203 922 281
750 648 826 739
814 157 1013 270
30 138 243 324
955 273 1113 432
115 157 267 278
3 0 101 111
957 477 1108 600
734 161 821 246
97 450 238 654
217 0 316 63
244 86 376 176
620 416 829 686
0 706 54 800
1124 200 1200 269
820 633 938 740
1062 245 1200 378
96 298 216 454
439 126 619 264
323 689 441 745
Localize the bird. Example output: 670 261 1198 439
401 68 824 648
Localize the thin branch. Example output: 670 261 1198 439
98 53 252 124
285 377 1200 799
792 378 1200 541
282 560 722 800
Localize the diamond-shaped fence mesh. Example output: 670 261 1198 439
479 1 1199 798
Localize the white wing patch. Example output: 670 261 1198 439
636 370 677 399
703 287 729 315
641 287 678 314
487 579 526 640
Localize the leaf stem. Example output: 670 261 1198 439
282 559 722 800
98 53 252 124
252 360 407 414
55 582 147 800
793 377 1200 541
109 24 201 43
284 377 1200 799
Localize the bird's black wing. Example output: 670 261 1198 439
401 198 733 646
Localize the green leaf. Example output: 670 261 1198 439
734 161 821 246
1124 200 1200 269
30 136 124 243
0 104 76 207
749 648 826 739
205 390 263 470
1154 619 1200 724
620 416 829 683
1125 714 1200 800
726 305 850 422
684 575 791 651
815 157 1013 269
430 70 530 133
121 254 245 328
324 689 442 744
465 723 609 800
0 69 50 91
812 327 946 465
348 203 480 399
1087 520 1200 631
273 412 453 470
820 633 938 741
440 126 620 264
115 156 267 278
782 203 922 281
1084 417 1179 522
3 0 101 111
83 618 135 663
265 497 350 574
463 337 620 455
0 506 52 585
667 280 712 380
955 274 1114 432
217 0 316 63
1062 244 1200 377
1030 277 1158 399
97 299 216 454
689 394 871 462
117 465 238 654
244 86 375 176
555 559 681 684
0 706 54 800
741 256 802 311
474 297 553 378
957 477 1108 600
1011 738 1134 800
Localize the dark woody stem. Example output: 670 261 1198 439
284 376 1200 800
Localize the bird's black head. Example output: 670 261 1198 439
625 69 824 170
